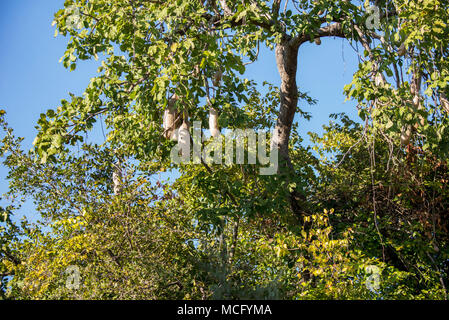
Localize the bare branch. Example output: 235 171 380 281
290 22 346 48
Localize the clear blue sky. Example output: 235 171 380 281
0 1 360 220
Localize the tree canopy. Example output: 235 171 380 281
1 0 449 299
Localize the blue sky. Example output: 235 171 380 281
0 1 360 220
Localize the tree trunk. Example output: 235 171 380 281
273 41 298 163
273 40 308 221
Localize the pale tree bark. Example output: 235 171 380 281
273 41 299 167
272 40 309 220
272 23 345 221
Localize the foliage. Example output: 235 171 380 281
2 0 449 300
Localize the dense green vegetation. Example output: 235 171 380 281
1 0 449 299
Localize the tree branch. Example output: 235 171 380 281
290 22 346 48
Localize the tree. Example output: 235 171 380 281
2 0 449 299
